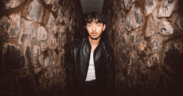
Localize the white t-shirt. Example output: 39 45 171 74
85 52 96 81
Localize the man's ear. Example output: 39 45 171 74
102 24 106 31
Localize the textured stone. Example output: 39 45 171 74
58 25 66 33
2 43 22 69
23 39 32 68
145 53 159 67
132 5 143 29
44 0 52 5
152 9 160 26
158 19 175 36
0 16 11 36
121 32 128 46
61 34 66 48
144 0 157 16
131 50 139 61
32 45 41 67
171 12 183 31
18 29 27 45
20 18 38 40
41 42 47 51
145 16 155 38
157 0 179 17
136 41 147 52
47 34 58 49
51 0 59 12
130 31 136 43
55 15 63 25
58 6 64 17
45 13 55 30
125 13 132 31
37 26 48 41
124 0 135 10
136 30 143 42
58 34 62 50
125 5 143 30
132 59 144 70
8 12 21 38
148 37 161 51
120 11 125 22
43 50 52 68
122 47 131 64
4 0 25 9
24 0 43 22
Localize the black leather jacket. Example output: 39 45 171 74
66 36 115 96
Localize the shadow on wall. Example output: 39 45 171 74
103 0 183 96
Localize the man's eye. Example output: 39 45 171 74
97 24 100 26
88 25 92 26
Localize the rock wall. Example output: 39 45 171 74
103 0 183 96
0 0 83 96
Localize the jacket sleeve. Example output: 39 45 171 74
104 49 115 96
65 43 75 96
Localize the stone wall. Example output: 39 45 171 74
103 0 183 96
0 0 83 96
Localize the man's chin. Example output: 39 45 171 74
89 35 100 40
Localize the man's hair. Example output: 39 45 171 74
85 12 106 25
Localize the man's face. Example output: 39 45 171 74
86 19 106 40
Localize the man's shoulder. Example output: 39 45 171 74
102 41 113 53
70 38 85 47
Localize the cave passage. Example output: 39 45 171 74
0 0 182 96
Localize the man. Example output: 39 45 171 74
66 12 115 96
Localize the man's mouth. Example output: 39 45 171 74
91 32 97 35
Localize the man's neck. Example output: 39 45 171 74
88 36 100 52
88 36 100 46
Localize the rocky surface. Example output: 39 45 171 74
103 0 183 96
0 0 83 96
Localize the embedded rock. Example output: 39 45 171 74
132 5 143 29
124 0 135 10
58 6 64 17
145 53 160 67
121 32 128 46
41 42 47 51
144 0 157 16
157 0 179 17
37 26 48 41
158 19 175 36
51 0 59 12
148 37 161 51
44 0 52 5
121 47 131 64
32 45 41 67
58 25 66 33
44 13 55 30
125 13 132 31
4 0 25 9
55 15 63 25
0 16 11 36
145 16 155 38
24 0 43 22
8 12 21 38
18 29 28 45
47 34 58 50
20 18 38 40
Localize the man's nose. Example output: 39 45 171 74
92 25 96 31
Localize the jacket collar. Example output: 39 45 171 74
85 36 103 54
